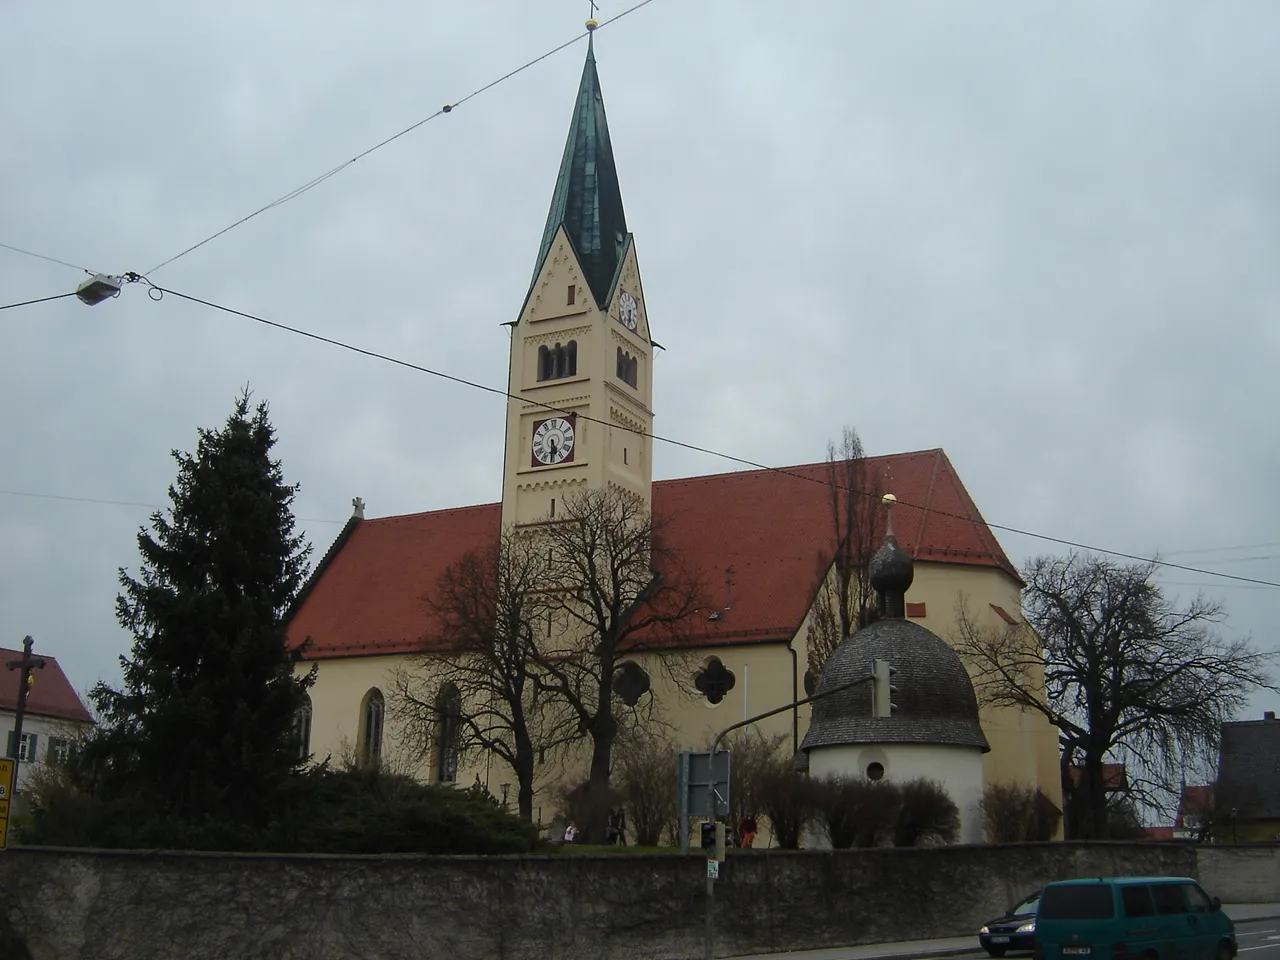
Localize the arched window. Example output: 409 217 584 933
435 683 463 784
537 341 578 382
616 347 638 388
294 694 313 761
359 688 384 769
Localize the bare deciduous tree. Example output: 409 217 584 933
758 751 817 849
981 783 1062 843
614 734 677 846
808 426 882 677
718 729 787 843
390 529 575 821
954 552 1277 838
533 488 706 843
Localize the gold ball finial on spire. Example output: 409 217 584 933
585 17 599 30
881 493 897 508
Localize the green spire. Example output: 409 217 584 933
532 34 629 307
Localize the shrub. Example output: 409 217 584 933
719 730 787 839
758 754 816 849
615 737 677 846
853 780 903 848
814 776 859 848
982 783 1062 843
22 765 542 855
893 778 959 846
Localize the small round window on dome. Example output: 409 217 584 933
866 761 885 782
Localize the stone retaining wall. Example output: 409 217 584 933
0 841 1260 960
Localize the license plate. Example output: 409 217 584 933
991 937 1011 944
1062 948 1091 956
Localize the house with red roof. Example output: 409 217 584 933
1 645 94 796
284 32 1062 835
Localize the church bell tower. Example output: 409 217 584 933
501 27 654 529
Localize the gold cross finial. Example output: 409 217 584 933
586 0 599 30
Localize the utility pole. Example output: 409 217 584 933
6 636 47 790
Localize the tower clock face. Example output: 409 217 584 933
618 290 639 330
531 416 575 466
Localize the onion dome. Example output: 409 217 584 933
801 494 989 753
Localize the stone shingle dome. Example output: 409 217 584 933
801 496 990 754
801 618 990 752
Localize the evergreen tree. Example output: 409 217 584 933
88 390 313 824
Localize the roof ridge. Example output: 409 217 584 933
652 448 947 488
363 501 500 523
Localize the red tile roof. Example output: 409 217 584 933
1067 763 1129 792
0 648 94 724
287 449 1019 659
1176 784 1214 827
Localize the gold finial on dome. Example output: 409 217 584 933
882 492 897 538
881 492 897 508
585 17 599 30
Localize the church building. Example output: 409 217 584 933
285 28 1061 835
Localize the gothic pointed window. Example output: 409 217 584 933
435 683 463 784
565 340 577 376
538 345 552 382
359 688 384 769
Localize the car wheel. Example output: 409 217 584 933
1217 942 1234 960
985 948 1007 958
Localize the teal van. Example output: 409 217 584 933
1035 877 1235 960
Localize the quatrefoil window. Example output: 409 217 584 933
615 661 651 707
694 657 737 705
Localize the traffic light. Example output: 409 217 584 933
871 658 898 718
700 821 715 850
699 821 728 861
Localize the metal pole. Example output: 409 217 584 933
679 751 691 854
702 672 874 960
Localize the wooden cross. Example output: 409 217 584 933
5 636 46 771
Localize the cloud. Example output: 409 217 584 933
2 1 1277 721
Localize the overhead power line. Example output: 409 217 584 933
0 241 92 274
136 279 1280 591
0 487 343 524
0 292 78 312
143 0 658 277
1161 540 1280 558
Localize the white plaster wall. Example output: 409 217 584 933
809 741 986 844
1 710 93 792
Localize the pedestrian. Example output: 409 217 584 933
614 806 627 846
564 821 579 843
739 814 757 848
605 808 619 845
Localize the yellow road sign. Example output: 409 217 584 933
0 757 15 850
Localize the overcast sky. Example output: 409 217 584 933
3 1 1277 723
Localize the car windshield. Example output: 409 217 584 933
1012 895 1041 916
1039 885 1115 920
